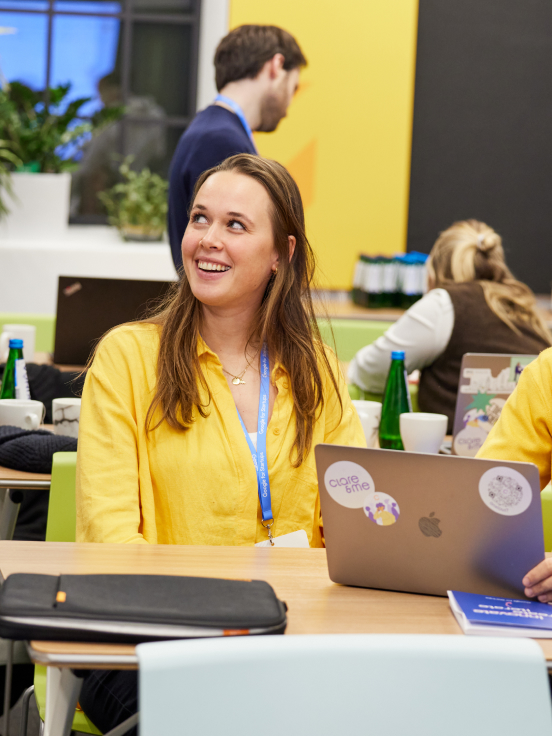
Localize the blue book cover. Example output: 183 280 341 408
451 590 552 631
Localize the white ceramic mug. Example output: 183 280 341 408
400 412 448 454
0 324 36 363
52 397 81 438
0 398 45 430
352 400 382 448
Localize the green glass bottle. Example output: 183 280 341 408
379 350 412 450
0 339 31 400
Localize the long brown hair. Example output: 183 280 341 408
427 219 551 344
145 154 341 466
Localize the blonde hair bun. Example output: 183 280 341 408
426 218 551 346
476 228 500 253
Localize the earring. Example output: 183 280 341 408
272 267 278 274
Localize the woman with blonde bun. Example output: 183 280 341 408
348 219 551 432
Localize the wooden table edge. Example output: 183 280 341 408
28 641 138 670
26 638 552 671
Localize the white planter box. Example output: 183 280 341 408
0 172 71 240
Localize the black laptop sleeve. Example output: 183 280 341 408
0 573 287 643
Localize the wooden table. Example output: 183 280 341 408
0 465 51 541
313 297 405 322
2 541 551 735
1 541 552 665
0 424 54 539
313 292 552 327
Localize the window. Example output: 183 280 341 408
0 0 200 221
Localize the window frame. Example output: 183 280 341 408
0 0 201 222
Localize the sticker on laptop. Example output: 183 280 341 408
364 492 400 526
478 466 532 516
324 461 375 509
453 395 506 457
509 356 534 384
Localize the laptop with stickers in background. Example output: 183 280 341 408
451 353 537 458
315 444 543 599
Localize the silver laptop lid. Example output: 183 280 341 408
452 353 537 457
315 444 543 599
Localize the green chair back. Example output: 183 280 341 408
45 452 77 542
0 313 56 354
541 484 552 552
316 318 393 363
36 452 101 734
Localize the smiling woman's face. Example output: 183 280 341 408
182 171 279 310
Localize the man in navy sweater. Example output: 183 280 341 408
168 24 306 273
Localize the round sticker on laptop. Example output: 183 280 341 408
364 492 400 526
478 466 532 516
324 461 375 509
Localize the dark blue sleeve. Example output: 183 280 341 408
168 128 256 274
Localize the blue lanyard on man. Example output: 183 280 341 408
214 94 258 154
235 345 274 544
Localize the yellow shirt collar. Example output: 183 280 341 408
197 336 289 387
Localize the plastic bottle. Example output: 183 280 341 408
352 255 368 306
381 256 399 308
0 339 31 400
367 256 384 308
399 252 429 308
379 350 412 450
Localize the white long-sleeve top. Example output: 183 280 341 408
347 288 455 394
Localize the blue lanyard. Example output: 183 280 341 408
214 94 258 153
235 345 273 531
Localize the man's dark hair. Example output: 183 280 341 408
214 25 307 91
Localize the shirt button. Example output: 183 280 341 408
273 427 281 435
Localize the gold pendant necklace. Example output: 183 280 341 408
222 350 259 387
222 365 248 385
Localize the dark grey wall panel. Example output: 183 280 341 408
407 0 552 293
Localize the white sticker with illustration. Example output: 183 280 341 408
324 461 375 509
478 466 532 516
364 492 400 526
453 396 507 457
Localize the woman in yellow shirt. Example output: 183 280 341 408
477 347 552 603
77 154 364 548
77 154 364 731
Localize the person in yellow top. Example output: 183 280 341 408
76 153 365 734
477 347 552 605
373 503 395 526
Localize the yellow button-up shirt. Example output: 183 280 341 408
477 347 552 489
76 323 365 546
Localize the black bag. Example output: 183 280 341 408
0 573 287 643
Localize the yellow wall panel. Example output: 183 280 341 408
229 0 419 288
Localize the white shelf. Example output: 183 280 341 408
0 226 178 314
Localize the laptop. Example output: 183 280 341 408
53 276 174 366
451 353 537 457
315 444 544 599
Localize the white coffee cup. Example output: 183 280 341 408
352 400 382 448
400 412 448 454
52 397 81 438
0 324 36 363
0 399 45 430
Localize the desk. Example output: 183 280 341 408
1 541 552 665
0 466 51 541
2 541 551 735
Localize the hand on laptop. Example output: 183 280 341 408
523 559 552 602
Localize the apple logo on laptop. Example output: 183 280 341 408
419 512 442 538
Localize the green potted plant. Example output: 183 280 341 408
0 139 21 218
98 157 168 242
0 81 122 238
